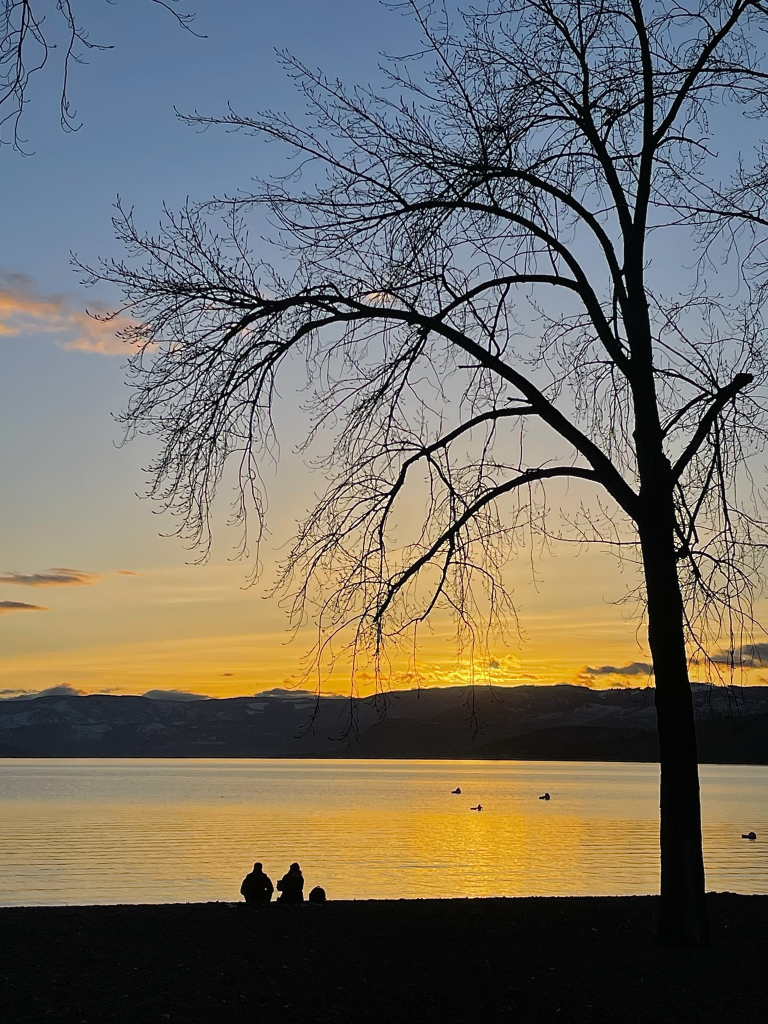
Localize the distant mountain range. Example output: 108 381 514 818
1 684 767 762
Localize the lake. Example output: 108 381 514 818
0 758 766 905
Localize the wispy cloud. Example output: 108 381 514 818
0 601 48 614
0 271 136 355
0 567 99 588
582 661 654 678
116 570 143 577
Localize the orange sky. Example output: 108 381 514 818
1 541 762 699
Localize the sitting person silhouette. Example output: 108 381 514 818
308 885 327 903
240 862 274 904
276 862 305 903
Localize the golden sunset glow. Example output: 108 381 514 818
1 545 761 698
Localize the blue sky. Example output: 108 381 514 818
0 1 493 698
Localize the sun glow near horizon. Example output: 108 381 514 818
1 544 764 700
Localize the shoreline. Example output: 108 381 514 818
0 888 762 909
2 753 767 764
3 894 767 1022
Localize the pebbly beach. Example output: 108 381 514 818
2 893 767 1024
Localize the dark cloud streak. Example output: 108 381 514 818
0 684 84 699
710 643 768 668
142 690 210 701
0 600 48 613
0 567 98 587
584 662 654 677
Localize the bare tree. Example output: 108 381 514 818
86 0 768 947
0 0 197 150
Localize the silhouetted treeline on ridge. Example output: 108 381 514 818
1 684 767 762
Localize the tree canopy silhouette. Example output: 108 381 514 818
87 0 768 947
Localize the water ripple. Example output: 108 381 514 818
0 759 765 904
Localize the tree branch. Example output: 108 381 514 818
375 465 601 622
672 373 754 482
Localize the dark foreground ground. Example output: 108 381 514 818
1 894 766 1023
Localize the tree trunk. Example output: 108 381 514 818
640 505 709 948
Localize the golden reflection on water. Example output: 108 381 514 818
0 759 766 905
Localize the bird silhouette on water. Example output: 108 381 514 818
539 792 551 800
742 831 757 841
452 787 461 794
470 804 483 811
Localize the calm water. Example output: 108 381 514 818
0 759 766 905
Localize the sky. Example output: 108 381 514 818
0 0 765 699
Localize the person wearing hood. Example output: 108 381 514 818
276 862 305 903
